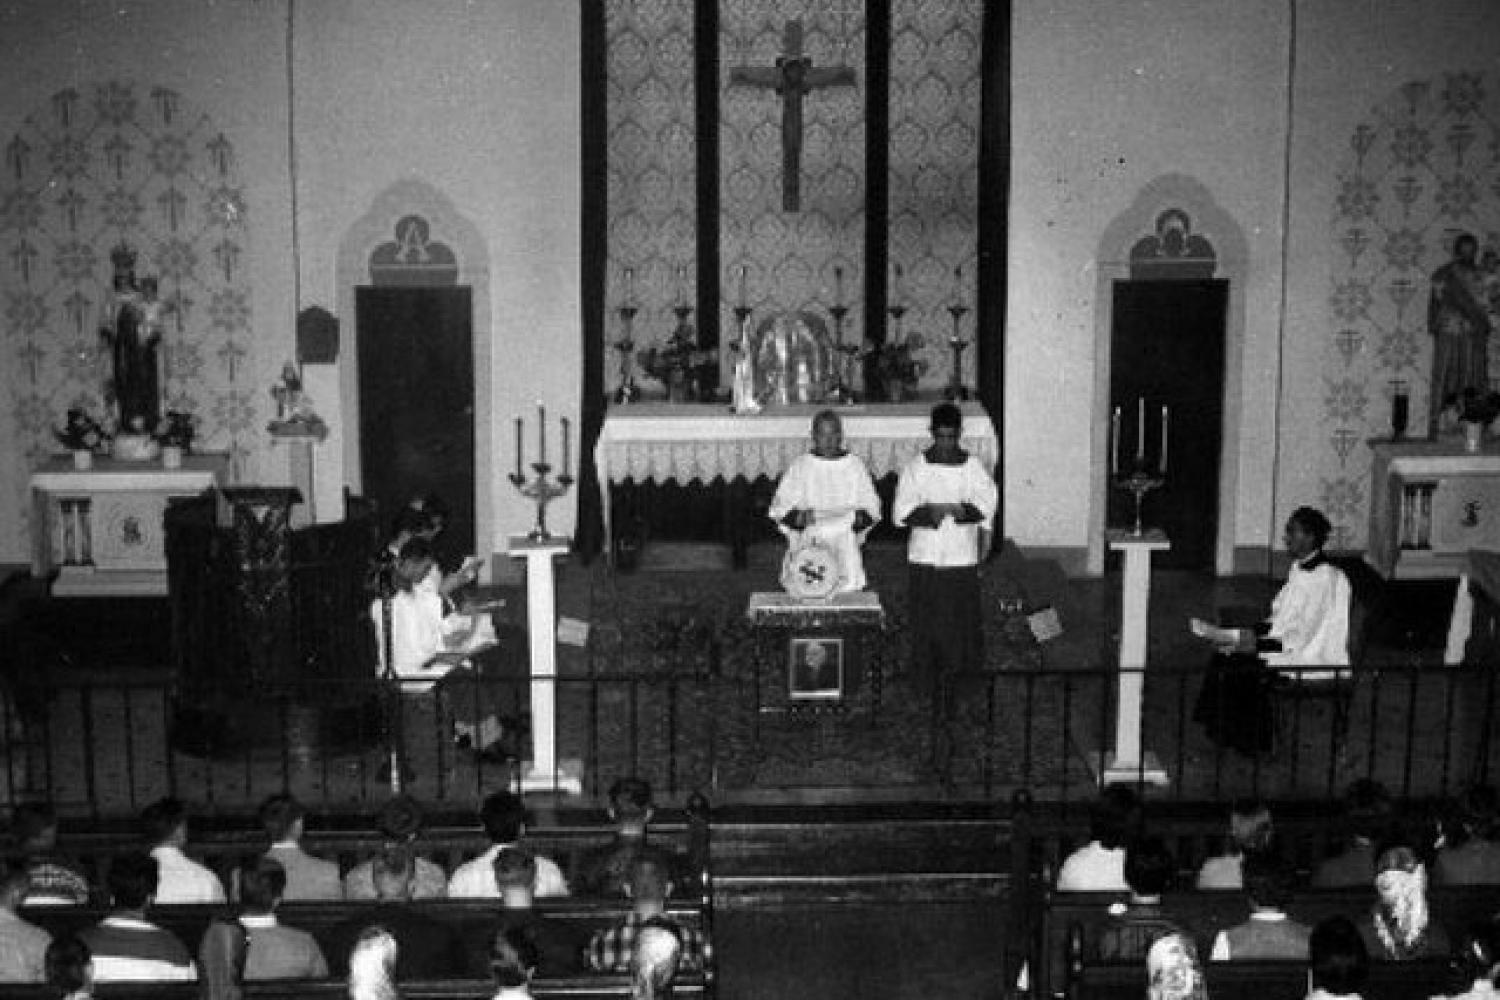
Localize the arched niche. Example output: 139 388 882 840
1087 174 1249 577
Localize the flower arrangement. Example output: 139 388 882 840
55 408 112 452
864 333 929 398
639 322 716 399
153 409 197 451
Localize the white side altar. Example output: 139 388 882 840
1368 438 1500 578
30 453 229 597
594 401 998 553
508 535 583 795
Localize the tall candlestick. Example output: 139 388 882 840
1136 398 1145 462
561 416 571 473
537 401 546 464
953 265 963 306
625 267 635 305
514 417 523 478
834 266 844 308
1111 406 1121 475
738 265 747 309
1160 405 1169 473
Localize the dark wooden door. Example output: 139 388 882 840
356 286 474 565
1108 280 1227 571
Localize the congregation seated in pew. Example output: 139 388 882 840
233 857 329 981
448 792 569 899
1315 779 1395 889
343 795 450 901
1096 837 1181 961
323 847 466 978
571 778 691 899
1196 799 1275 892
1435 785 1500 886
1362 843 1450 961
457 848 586 978
1056 784 1143 893
0 858 51 981
255 794 343 902
81 851 196 982
1209 852 1310 961
142 796 226 905
12 802 91 906
584 856 711 975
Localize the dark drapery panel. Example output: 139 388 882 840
575 0 609 559
695 0 721 374
863 0 892 350
978 0 1010 530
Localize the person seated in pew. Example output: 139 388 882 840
631 921 685 1000
1196 798 1275 891
10 802 91 905
1209 852 1311 961
1435 784 1500 885
45 936 93 1000
1361 843 1450 961
1314 779 1395 889
449 792 569 899
1056 783 1143 892
197 917 247 1000
234 858 329 980
344 795 449 900
1097 836 1182 961
585 856 711 975
768 409 882 594
254 793 343 901
487 925 541 1000
1434 919 1500 1000
140 796 226 905
79 851 196 982
325 847 466 980
1192 506 1351 757
347 925 401 1000
1308 916 1370 1000
572 777 691 899
459 848 585 979
1146 933 1207 1000
0 859 52 982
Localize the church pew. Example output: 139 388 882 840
1067 958 1456 1000
0 975 710 1000
1037 885 1500 999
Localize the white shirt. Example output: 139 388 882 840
370 587 453 691
1210 910 1288 960
1265 554 1351 677
769 452 881 593
446 843 569 899
893 453 998 567
1054 841 1128 892
149 844 226 904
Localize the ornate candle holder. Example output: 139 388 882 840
1114 463 1166 537
827 303 857 403
944 304 971 402
614 305 639 404
510 463 574 542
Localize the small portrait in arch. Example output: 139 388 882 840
788 637 843 700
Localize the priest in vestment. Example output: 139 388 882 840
769 410 881 593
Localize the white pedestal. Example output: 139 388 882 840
507 536 583 795
1090 529 1171 786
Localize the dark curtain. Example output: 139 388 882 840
575 0 609 559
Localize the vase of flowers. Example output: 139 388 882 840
864 333 928 403
55 408 112 468
640 323 715 403
154 410 196 468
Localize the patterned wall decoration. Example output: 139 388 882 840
0 80 256 555
719 1 867 368
605 0 698 396
1325 72 1500 550
888 0 981 391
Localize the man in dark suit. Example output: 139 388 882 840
322 847 465 978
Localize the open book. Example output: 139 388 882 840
1189 617 1255 647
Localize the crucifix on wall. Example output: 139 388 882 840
729 19 856 213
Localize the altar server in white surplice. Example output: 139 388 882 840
769 410 881 593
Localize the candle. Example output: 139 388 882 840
1111 406 1121 475
514 417 523 477
625 267 635 305
537 401 546 465
953 265 963 305
676 265 686 306
561 416 571 473
834 266 844 307
1136 398 1145 462
1160 405 1169 473
738 265 748 309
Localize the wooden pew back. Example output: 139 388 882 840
0 975 709 1000
1070 959 1457 1000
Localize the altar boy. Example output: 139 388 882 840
894 403 997 703
769 410 881 593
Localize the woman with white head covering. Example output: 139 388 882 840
347 926 401 1000
1360 845 1450 960
1147 933 1207 1000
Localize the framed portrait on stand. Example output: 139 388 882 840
788 636 843 700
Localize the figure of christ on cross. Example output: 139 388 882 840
729 19 857 213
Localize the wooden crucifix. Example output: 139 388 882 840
729 19 856 212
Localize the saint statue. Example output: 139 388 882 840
99 245 163 433
1429 232 1492 432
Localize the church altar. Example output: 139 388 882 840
1367 438 1500 578
30 453 229 597
594 401 998 557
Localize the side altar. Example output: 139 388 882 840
1367 438 1500 578
30 453 229 597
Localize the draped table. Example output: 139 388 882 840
594 401 998 564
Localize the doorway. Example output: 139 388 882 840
1108 280 1227 571
355 286 475 564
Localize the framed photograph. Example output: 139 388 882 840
788 636 843 700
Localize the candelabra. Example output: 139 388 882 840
1114 462 1166 537
613 305 639 404
510 462 574 542
828 303 858 403
944 304 971 402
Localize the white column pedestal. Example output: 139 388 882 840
1089 528 1171 786
507 536 583 795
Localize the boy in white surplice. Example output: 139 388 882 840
769 410 881 593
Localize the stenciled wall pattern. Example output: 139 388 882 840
1324 71 1500 550
0 80 258 554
